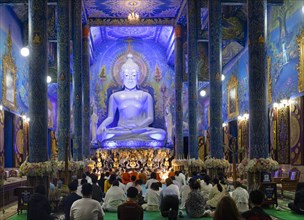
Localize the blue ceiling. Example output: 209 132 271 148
84 0 183 19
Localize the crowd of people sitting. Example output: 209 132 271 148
26 167 304 220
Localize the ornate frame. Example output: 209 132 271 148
297 30 304 92
2 30 17 111
227 75 239 119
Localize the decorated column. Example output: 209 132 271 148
208 0 223 159
82 25 90 158
28 0 48 162
57 0 70 161
248 0 268 159
72 0 83 160
174 25 184 158
187 0 199 159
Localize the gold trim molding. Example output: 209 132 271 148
2 29 17 111
227 75 239 119
297 30 304 92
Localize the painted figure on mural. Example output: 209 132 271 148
282 41 289 65
96 53 166 143
50 131 58 159
48 99 54 128
165 106 173 144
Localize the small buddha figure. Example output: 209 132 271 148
97 54 166 143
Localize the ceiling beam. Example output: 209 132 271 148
88 18 176 27
222 0 283 5
0 0 57 5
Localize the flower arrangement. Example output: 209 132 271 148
187 158 205 168
19 159 56 177
238 157 279 175
204 157 230 169
57 160 82 172
171 159 188 166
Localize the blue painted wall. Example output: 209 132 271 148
0 6 29 115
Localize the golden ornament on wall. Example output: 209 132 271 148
297 30 304 92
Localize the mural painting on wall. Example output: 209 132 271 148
268 0 304 101
289 97 304 165
91 39 175 145
2 29 17 111
14 116 23 167
227 75 239 119
269 107 278 161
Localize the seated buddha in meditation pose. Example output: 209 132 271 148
97 54 166 143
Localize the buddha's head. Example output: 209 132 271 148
121 53 140 90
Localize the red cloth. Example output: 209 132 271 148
122 172 131 184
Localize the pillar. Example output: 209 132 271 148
174 25 184 158
72 0 82 160
28 0 48 162
187 0 199 159
248 0 268 158
82 25 90 158
57 0 70 161
208 0 223 159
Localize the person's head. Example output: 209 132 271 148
112 180 120 187
203 174 211 185
165 178 173 187
189 179 201 190
170 176 176 181
68 181 78 192
92 168 96 174
127 187 138 200
192 171 198 176
131 175 136 182
249 190 265 207
121 54 140 90
35 185 46 195
213 178 223 192
81 183 93 197
80 178 88 185
109 174 117 184
151 182 160 191
135 179 142 186
81 173 86 179
213 196 243 220
91 175 98 184
105 171 110 177
150 172 156 179
175 171 180 176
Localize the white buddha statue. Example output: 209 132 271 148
96 54 166 144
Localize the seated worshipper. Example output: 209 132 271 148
92 175 103 202
185 179 206 218
122 169 131 184
231 181 249 213
179 180 191 210
96 53 166 145
171 176 181 189
200 174 212 200
242 190 271 220
62 181 82 220
145 172 159 189
103 180 127 212
213 196 243 220
288 182 304 215
70 183 104 220
76 178 87 197
142 182 161 211
126 175 137 191
160 178 180 218
137 169 147 184
206 178 226 209
104 174 116 193
118 187 144 220
27 185 54 220
168 169 175 178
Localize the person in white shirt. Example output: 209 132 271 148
179 183 191 210
231 181 249 213
76 179 87 197
145 172 159 189
70 183 104 220
102 180 127 212
160 178 180 218
126 175 137 191
200 175 212 200
179 170 187 186
142 182 161 211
